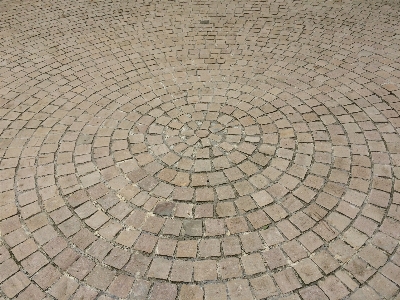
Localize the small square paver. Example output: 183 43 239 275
33 265 61 289
259 226 285 246
170 260 193 282
1 272 30 298
124 253 151 277
293 258 323 284
273 268 302 294
226 217 249 234
218 257 242 279
242 253 266 275
194 260 218 281
49 275 79 299
173 187 195 201
176 240 198 258
195 203 214 218
183 220 203 237
149 282 177 300
227 279 254 300
234 180 255 196
85 266 115 291
205 219 226 236
199 239 221 257
67 256 95 280
130 279 151 300
246 210 271 229
235 196 257 212
156 238 177 256
196 187 214 201
318 275 350 300
299 285 329 300
263 247 287 269
251 190 274 207
222 236 242 256
216 185 235 200
204 284 227 300
129 230 156 252
103 247 131 269
250 274 278 299
194 160 212 172
148 257 172 279
216 202 236 217
179 284 204 300
107 274 134 298
282 240 308 262
298 231 324 252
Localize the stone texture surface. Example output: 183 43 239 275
0 0 400 299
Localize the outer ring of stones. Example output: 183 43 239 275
10 69 396 299
2 0 400 299
89 84 330 220
51 73 376 278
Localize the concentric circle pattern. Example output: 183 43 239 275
1 0 400 299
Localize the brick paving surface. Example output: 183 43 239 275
0 0 400 299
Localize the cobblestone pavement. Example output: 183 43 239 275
1 0 400 299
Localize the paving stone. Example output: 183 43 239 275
299 285 328 300
263 247 288 270
72 286 98 300
183 220 203 237
148 257 172 279
15 284 45 300
1 272 30 298
293 258 323 284
85 266 115 291
0 259 18 284
250 274 278 299
170 260 193 282
273 268 302 294
133 233 158 253
204 284 227 300
49 276 79 300
103 247 130 269
199 239 221 257
179 284 203 300
311 250 340 274
227 279 253 300
218 257 242 279
240 232 264 253
194 260 218 281
124 253 151 277
32 265 61 289
368 272 399 299
318 275 350 300
381 262 400 286
222 236 242 256
149 282 177 300
129 279 151 300
242 253 266 275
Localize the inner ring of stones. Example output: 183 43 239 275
119 97 326 219
148 111 248 172
128 102 270 179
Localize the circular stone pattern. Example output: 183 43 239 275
1 0 400 299
139 102 253 173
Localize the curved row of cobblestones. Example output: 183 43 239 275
1 0 400 299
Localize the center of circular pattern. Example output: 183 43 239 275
194 129 209 138
123 96 319 213
128 101 268 180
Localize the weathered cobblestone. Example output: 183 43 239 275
1 0 400 298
